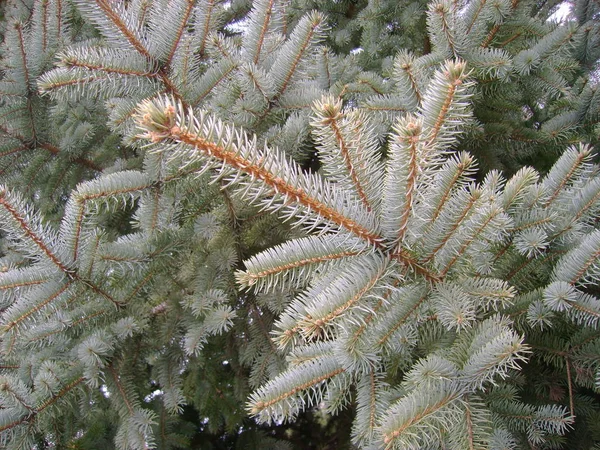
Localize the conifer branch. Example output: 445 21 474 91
257 367 345 411
314 102 373 211
94 0 151 59
3 280 72 332
123 269 156 304
429 0 460 56
14 23 31 92
107 364 135 416
41 0 48 52
250 0 275 65
423 61 469 148
75 275 123 308
504 251 563 282
165 0 195 67
35 376 85 412
0 189 69 272
377 287 429 348
423 191 480 263
395 123 419 242
0 376 85 433
381 387 462 447
296 256 389 340
91 0 182 100
272 12 326 98
480 0 520 47
56 0 62 36
59 55 154 78
2 117 100 172
464 396 476 450
191 60 237 105
544 147 592 207
0 276 46 291
238 249 359 288
439 205 505 276
428 153 476 225
465 0 487 35
347 278 402 348
196 0 216 57
38 142 101 171
312 97 382 213
248 356 346 417
136 98 382 246
0 1 597 447
0 416 30 434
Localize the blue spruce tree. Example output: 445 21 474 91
0 0 599 448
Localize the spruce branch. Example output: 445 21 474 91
0 187 68 271
392 50 422 110
0 1 597 446
59 171 152 261
246 349 345 424
135 97 382 246
381 116 422 243
194 0 218 58
73 0 183 100
311 96 383 213
380 381 463 449
420 59 473 153
246 0 277 65
270 11 327 98
0 123 100 172
161 0 195 67
236 234 367 291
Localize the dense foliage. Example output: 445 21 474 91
0 0 599 448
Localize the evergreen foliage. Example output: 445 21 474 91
0 0 599 448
